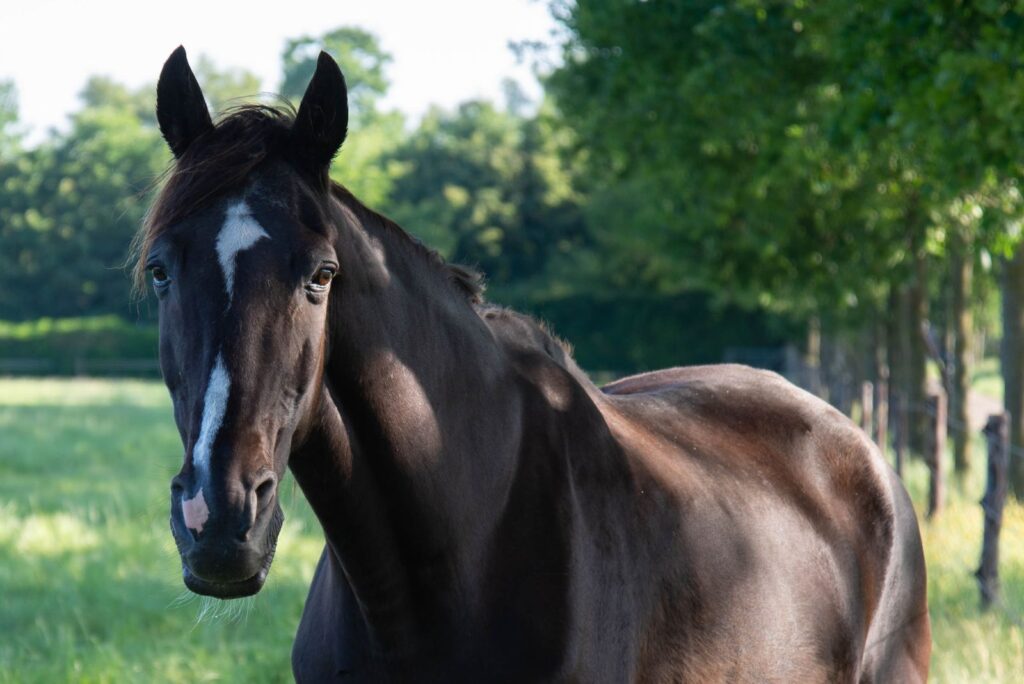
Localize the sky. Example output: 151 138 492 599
0 0 562 141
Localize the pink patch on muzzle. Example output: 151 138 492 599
182 489 210 534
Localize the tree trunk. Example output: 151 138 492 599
886 285 903 460
874 316 889 454
926 391 947 518
949 234 972 475
806 316 823 398
1001 248 1024 499
897 197 931 461
907 248 929 459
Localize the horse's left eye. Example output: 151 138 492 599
308 267 335 292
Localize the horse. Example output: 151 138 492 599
139 47 930 682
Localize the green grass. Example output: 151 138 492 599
0 379 323 683
0 378 1022 681
899 449 1024 682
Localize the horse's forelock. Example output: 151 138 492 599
131 104 299 297
131 103 485 307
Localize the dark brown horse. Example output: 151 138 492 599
140 47 930 682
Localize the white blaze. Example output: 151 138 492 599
184 199 266 528
192 353 230 484
215 200 269 303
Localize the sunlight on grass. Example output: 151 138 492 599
0 376 171 408
0 506 101 556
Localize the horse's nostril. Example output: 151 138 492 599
254 473 277 508
238 472 278 542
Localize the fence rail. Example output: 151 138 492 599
0 357 160 377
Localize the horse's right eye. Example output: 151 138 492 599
151 266 170 286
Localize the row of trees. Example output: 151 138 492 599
545 0 1024 497
0 27 587 317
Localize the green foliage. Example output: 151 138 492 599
194 56 262 112
330 109 405 208
280 26 391 123
386 99 587 290
513 292 800 372
280 26 407 207
545 0 1024 328
0 81 167 320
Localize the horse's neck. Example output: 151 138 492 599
290 207 528 654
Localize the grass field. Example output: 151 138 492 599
0 378 1022 682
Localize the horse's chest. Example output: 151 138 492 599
293 549 370 682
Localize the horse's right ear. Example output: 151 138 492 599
156 46 213 158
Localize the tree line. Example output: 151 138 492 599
3 4 1024 495
546 0 1024 498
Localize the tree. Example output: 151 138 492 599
0 79 167 320
385 100 586 292
802 0 1024 491
0 80 20 160
194 56 262 112
279 27 405 207
280 26 391 124
548 0 1024 482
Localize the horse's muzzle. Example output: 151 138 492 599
169 474 284 598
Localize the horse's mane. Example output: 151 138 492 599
131 103 580 378
479 304 592 389
326 183 484 304
131 103 484 304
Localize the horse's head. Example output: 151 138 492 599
141 47 348 598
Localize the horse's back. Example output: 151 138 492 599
597 364 929 681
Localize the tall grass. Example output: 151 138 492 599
0 378 1021 681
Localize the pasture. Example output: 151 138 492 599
0 377 1022 682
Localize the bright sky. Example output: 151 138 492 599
0 0 561 141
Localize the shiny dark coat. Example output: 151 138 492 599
146 48 930 684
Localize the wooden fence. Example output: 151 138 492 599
854 379 1011 610
0 357 161 377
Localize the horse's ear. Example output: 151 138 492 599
290 51 349 179
156 46 213 158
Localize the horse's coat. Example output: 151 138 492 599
142 47 931 682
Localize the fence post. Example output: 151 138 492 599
926 391 947 518
876 380 889 456
893 393 905 477
977 413 1009 609
860 381 874 434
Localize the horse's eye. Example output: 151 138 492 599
308 266 335 292
151 266 170 286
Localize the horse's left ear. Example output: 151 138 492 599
290 51 349 179
156 46 213 158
